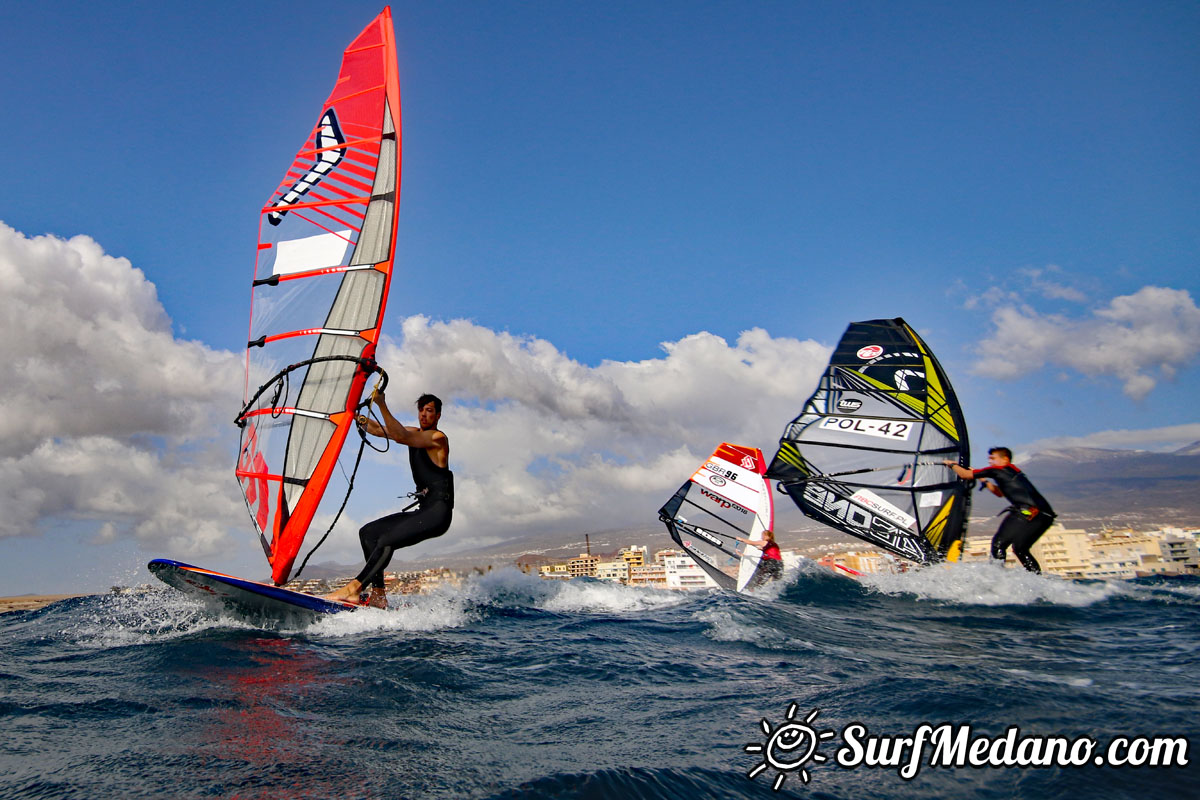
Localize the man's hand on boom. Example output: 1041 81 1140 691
356 412 385 438
941 459 1002 496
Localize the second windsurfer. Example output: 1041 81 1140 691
735 529 784 588
943 447 1056 573
324 392 454 608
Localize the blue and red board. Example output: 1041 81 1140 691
148 559 358 624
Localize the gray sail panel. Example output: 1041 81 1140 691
283 334 368 508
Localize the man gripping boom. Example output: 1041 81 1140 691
324 392 454 608
944 447 1055 573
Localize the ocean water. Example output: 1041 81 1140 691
1 562 1196 799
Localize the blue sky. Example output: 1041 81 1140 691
2 1 1198 594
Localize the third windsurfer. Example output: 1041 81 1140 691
324 392 454 608
943 447 1056 573
735 529 784 588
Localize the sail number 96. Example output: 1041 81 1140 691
820 417 912 441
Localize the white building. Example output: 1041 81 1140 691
595 560 631 583
662 554 720 590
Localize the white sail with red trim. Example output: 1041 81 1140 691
235 9 402 585
658 443 775 592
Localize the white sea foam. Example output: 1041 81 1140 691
1000 668 1095 688
695 607 813 651
539 578 688 614
57 590 248 648
308 567 687 636
457 566 689 614
307 589 478 637
857 561 1122 607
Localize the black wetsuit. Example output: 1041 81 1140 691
355 445 454 589
973 464 1055 573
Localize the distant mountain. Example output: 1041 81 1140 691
1024 446 1148 463
1019 446 1200 528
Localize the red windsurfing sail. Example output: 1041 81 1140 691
236 8 401 585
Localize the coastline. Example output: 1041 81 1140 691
0 594 88 614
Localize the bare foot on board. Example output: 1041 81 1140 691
322 579 363 603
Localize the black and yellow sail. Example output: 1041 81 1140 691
766 318 972 564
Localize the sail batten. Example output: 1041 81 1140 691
766 318 971 565
237 8 401 585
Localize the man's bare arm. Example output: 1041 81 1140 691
942 460 974 480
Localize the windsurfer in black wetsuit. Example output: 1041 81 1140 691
324 392 453 608
943 447 1055 573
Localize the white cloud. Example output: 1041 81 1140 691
966 264 1089 310
0 223 244 554
973 286 1200 400
0 222 833 565
1019 265 1088 303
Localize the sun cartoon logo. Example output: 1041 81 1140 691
744 704 837 790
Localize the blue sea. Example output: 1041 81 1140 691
1 562 1196 799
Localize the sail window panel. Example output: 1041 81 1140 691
258 207 359 265
909 458 952 489
245 411 293 481
674 529 740 583
267 230 354 276
245 334 329 402
250 270 368 343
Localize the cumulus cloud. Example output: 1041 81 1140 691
375 318 830 548
973 286 1200 400
0 222 832 564
0 223 244 553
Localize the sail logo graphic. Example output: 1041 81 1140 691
268 108 346 225
745 704 837 790
687 527 723 547
856 345 883 359
699 487 749 515
802 483 928 560
836 398 863 412
740 455 757 470
704 461 740 482
892 369 924 391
